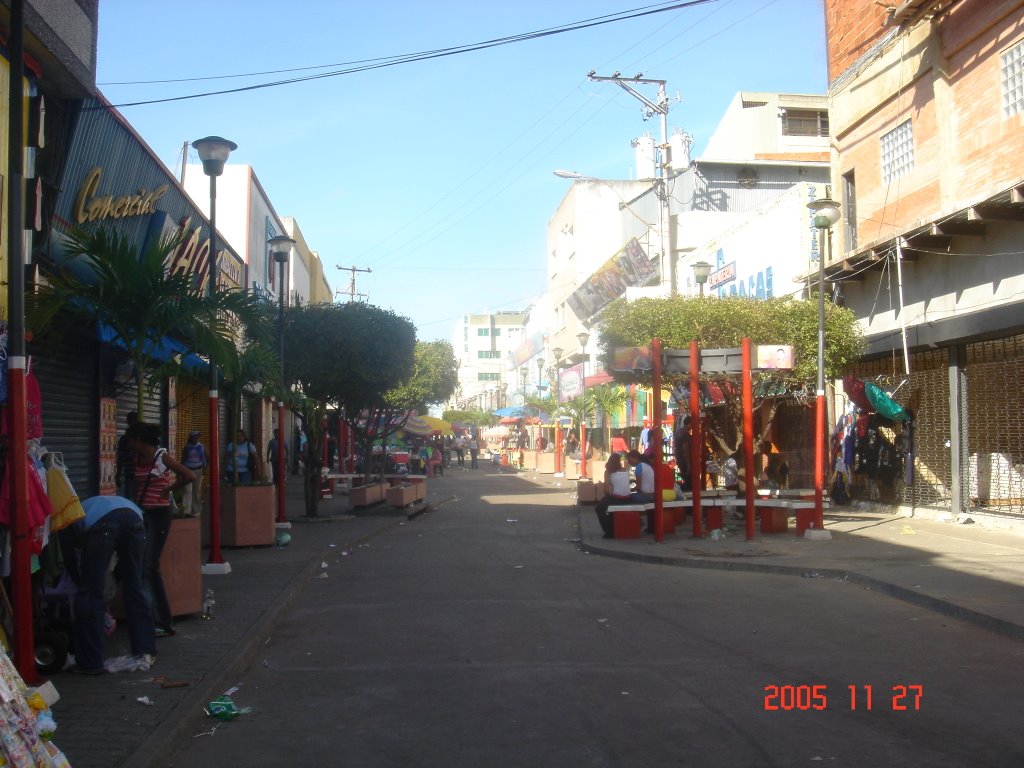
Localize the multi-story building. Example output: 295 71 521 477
821 0 1024 518
547 92 831 427
453 312 528 412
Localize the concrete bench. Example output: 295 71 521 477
605 503 654 539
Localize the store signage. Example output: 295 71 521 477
707 261 735 290
165 216 242 289
73 166 169 224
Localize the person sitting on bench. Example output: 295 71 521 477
627 449 657 532
594 454 631 538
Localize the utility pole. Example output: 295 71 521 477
336 264 372 302
588 71 676 295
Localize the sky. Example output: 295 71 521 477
95 0 827 343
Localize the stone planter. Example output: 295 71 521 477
350 482 386 508
386 484 416 508
219 483 276 547
162 516 202 617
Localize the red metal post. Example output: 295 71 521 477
690 340 702 538
555 425 563 474
742 338 756 540
579 423 587 479
652 339 664 542
276 403 287 524
814 391 826 530
207 392 223 563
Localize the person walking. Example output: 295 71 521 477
267 429 289 485
179 430 206 517
61 495 156 674
454 434 466 468
130 421 195 638
225 429 259 485
469 436 480 469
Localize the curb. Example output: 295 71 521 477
577 511 1024 645
123 514 410 768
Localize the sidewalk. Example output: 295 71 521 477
559 475 1024 643
49 476 442 768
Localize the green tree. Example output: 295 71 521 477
597 295 863 454
285 301 416 512
29 227 259 415
386 340 459 414
589 384 628 455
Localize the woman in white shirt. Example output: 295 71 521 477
594 454 631 538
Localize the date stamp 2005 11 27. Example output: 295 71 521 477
763 684 924 711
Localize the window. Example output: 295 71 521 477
492 328 501 337
781 109 829 137
1002 38 1024 117
842 170 858 250
477 372 500 382
477 328 489 337
880 120 914 184
477 351 501 359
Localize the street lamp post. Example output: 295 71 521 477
807 196 842 535
268 234 295 529
577 331 590 479
193 135 236 576
536 357 544 395
692 260 713 297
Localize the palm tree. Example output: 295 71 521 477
30 227 259 415
589 384 628 457
554 392 595 453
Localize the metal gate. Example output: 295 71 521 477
965 336 1024 516
848 348 951 508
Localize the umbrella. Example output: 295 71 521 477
421 415 454 435
482 425 510 439
401 414 433 436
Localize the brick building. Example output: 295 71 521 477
820 0 1024 517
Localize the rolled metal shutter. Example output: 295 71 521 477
31 335 100 495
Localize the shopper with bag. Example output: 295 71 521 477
225 429 259 485
130 421 195 638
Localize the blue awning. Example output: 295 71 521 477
97 322 208 374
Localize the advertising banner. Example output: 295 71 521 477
566 237 655 321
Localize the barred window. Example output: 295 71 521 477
477 351 501 359
880 120 914 185
477 372 500 382
781 109 829 137
1002 38 1024 117
477 328 489 336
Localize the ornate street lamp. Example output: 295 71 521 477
692 260 713 296
807 196 842 535
268 234 295 530
193 135 236 576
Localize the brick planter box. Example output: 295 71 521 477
219 483 276 547
350 482 386 508
386 484 416 508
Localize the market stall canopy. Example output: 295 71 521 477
402 414 434 436
482 425 510 439
493 405 550 422
421 415 454 435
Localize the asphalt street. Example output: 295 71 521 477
155 467 1024 768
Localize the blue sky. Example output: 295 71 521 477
96 0 826 342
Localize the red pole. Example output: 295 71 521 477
207 392 223 564
7 0 37 683
742 338 756 540
579 423 587 479
814 389 826 530
555 425 563 474
276 404 287 524
690 340 702 538
652 339 664 542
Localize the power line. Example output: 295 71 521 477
96 1 718 109
335 265 373 303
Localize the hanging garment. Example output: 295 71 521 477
843 375 873 413
45 455 85 532
0 455 53 554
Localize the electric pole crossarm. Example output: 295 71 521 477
336 264 372 302
589 72 667 114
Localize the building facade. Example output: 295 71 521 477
453 311 527 412
822 0 1024 516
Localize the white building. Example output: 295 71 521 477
545 91 831 385
453 312 528 412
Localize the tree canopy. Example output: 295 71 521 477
596 295 863 454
